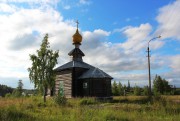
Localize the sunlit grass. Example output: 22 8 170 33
0 96 180 121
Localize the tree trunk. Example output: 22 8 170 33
50 87 54 96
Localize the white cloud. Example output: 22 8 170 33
117 23 164 53
169 55 180 73
82 29 110 48
152 0 180 85
145 54 180 86
0 7 64 49
156 0 180 40
149 40 164 50
81 25 154 74
0 2 75 88
0 3 17 13
120 23 152 52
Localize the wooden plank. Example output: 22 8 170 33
55 71 72 98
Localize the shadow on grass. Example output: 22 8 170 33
165 108 180 115
0 106 36 121
111 96 151 104
81 96 152 105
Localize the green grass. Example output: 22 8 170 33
0 96 180 121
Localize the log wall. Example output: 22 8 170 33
55 70 72 98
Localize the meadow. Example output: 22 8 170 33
0 96 180 121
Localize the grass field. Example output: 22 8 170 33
0 96 180 121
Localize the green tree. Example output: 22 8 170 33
0 84 13 97
28 34 59 102
17 80 23 95
134 85 141 96
172 85 176 95
12 80 23 97
54 81 67 106
162 79 172 94
123 84 127 96
112 81 119 96
59 81 64 97
127 80 131 92
153 75 172 95
143 86 149 96
118 82 124 96
153 75 163 95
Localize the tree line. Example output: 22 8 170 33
0 84 14 97
0 80 23 97
112 75 177 96
0 80 37 97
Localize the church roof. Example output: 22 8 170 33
55 60 90 71
79 67 113 79
55 60 113 79
68 48 85 56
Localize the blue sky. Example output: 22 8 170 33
0 0 179 89
58 0 169 30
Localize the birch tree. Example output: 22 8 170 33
28 34 59 102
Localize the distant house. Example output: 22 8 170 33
54 23 113 98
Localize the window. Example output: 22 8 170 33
83 82 88 89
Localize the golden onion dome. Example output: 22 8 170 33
72 29 82 44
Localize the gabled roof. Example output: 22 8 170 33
54 60 89 71
79 67 113 79
55 60 113 79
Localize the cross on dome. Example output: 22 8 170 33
76 20 79 29
72 20 82 44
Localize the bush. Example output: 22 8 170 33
12 90 21 97
54 95 67 106
143 86 149 96
5 93 12 98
